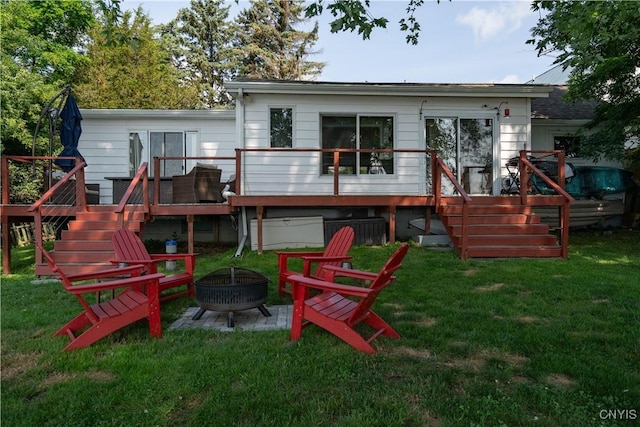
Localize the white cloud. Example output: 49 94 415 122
456 2 532 43
497 74 521 84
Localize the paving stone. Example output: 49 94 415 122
169 305 293 332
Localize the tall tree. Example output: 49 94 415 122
161 0 236 108
305 0 438 45
1 0 94 156
73 7 199 109
528 0 640 171
234 0 324 80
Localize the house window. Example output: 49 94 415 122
321 115 394 175
129 131 188 177
554 136 581 157
129 133 143 177
270 107 293 148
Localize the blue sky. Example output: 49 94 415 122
124 0 558 84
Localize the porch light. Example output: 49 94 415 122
504 108 510 117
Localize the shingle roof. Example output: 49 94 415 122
531 86 598 120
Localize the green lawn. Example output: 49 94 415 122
1 229 639 426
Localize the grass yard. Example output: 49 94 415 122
1 229 639 426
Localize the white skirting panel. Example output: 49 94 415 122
250 216 325 250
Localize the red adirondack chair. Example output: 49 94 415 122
289 243 409 354
111 229 197 302
37 243 164 351
276 226 354 296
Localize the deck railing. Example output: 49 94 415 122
25 157 88 268
432 155 473 259
2 149 574 273
517 150 574 259
114 162 151 229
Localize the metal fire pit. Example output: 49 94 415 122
192 267 271 327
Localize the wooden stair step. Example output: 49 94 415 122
443 215 542 225
451 234 558 246
463 245 563 258
439 205 533 215
74 211 146 221
54 240 113 251
67 220 122 231
61 229 118 240
36 262 113 277
48 251 115 264
449 223 550 235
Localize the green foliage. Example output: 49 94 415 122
235 0 324 80
161 0 236 108
305 0 442 45
73 7 200 109
6 162 43 204
528 1 640 170
1 232 639 425
0 0 93 156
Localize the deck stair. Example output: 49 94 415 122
36 206 146 276
438 196 563 258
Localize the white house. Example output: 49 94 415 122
79 80 554 205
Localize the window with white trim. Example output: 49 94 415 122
320 114 394 175
270 107 293 148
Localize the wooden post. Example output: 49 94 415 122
235 149 242 196
1 156 11 274
153 157 160 206
76 161 87 211
388 206 396 245
333 151 340 195
256 206 264 254
187 214 194 254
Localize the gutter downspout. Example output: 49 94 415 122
234 88 247 258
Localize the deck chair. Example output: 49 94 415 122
111 229 197 302
289 243 409 354
37 242 164 351
276 226 354 296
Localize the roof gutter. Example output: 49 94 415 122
225 80 553 98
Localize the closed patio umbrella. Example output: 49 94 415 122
54 93 83 172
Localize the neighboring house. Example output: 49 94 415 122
528 65 623 169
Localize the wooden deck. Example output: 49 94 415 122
1 151 576 275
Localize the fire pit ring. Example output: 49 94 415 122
192 267 271 327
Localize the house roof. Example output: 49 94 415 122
225 79 553 99
531 86 598 120
527 64 572 85
80 109 235 120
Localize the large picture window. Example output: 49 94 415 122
270 107 293 148
321 115 394 175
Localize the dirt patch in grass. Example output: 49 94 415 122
544 373 576 388
418 317 438 328
394 346 434 359
1 352 41 380
442 349 529 372
475 283 506 292
406 394 442 426
518 316 543 324
40 370 115 389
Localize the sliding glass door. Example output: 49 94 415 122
426 117 494 195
